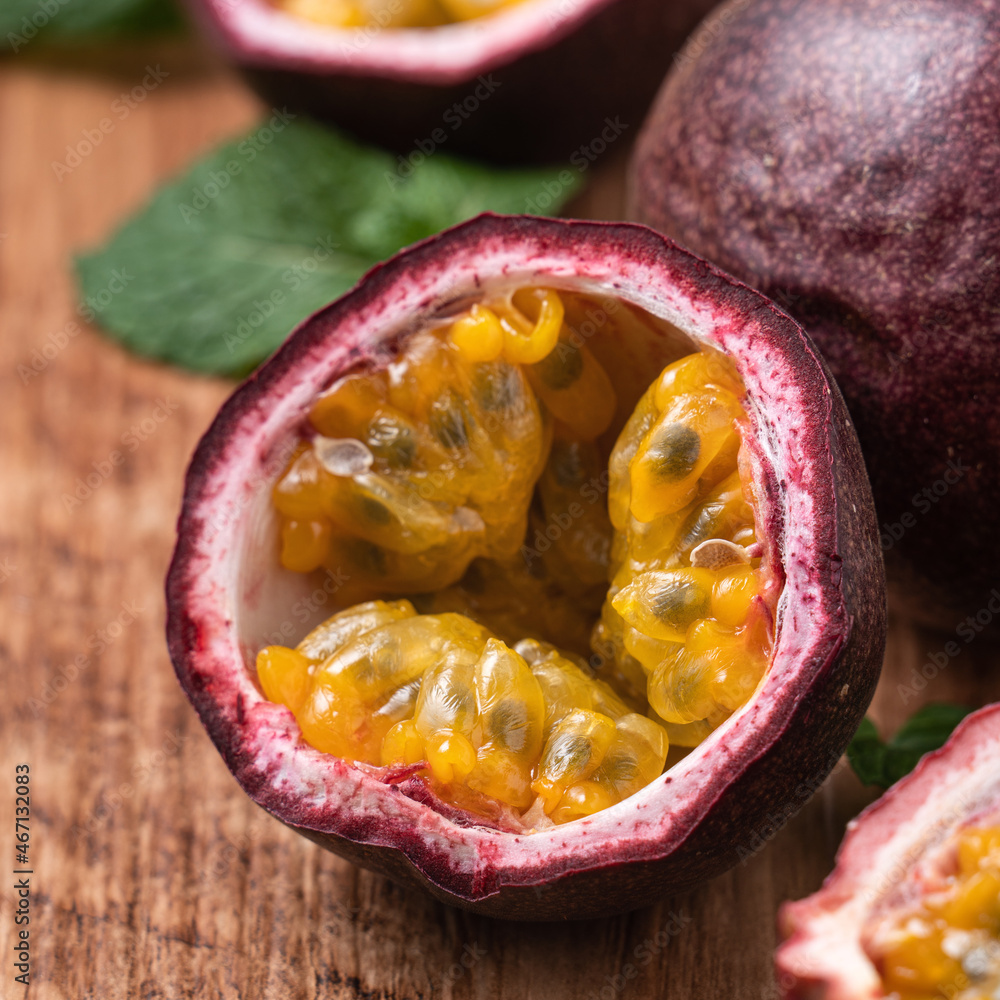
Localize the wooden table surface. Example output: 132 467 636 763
3 35 1000 1000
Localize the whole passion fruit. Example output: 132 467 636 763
777 703 1000 1000
183 0 718 162
166 214 886 919
629 0 1000 628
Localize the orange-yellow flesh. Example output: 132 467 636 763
415 555 604 662
270 0 523 29
594 350 771 742
870 827 1000 1000
258 602 667 822
263 287 777 823
273 288 612 606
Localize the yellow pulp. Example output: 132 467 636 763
593 351 768 745
273 287 614 608
262 287 775 824
871 827 1000 1000
272 0 523 29
258 601 668 823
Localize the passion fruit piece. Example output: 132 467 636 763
166 214 886 919
628 0 1000 628
776 704 1000 1000
183 0 720 162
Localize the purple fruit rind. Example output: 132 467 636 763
776 703 1000 1000
166 214 886 919
183 0 719 161
629 0 1000 627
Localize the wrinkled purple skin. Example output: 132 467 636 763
167 216 886 919
185 0 719 162
630 0 1000 629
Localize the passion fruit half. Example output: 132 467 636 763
777 703 1000 1000
628 0 1000 628
166 214 886 919
183 0 719 161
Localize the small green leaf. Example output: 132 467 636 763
76 117 582 377
3 0 184 48
847 704 974 789
845 716 885 787
881 703 975 785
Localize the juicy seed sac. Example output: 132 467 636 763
261 288 777 826
869 826 1000 1000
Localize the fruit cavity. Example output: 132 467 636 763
259 286 777 826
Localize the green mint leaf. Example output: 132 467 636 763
881 703 974 786
76 117 582 377
3 0 184 49
847 704 974 789
845 717 886 788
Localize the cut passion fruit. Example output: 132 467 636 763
777 704 1000 1000
183 0 720 161
166 214 886 918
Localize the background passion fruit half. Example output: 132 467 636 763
182 0 720 161
777 703 1000 1000
166 214 886 919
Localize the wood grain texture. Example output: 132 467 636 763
2 37 1000 1000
